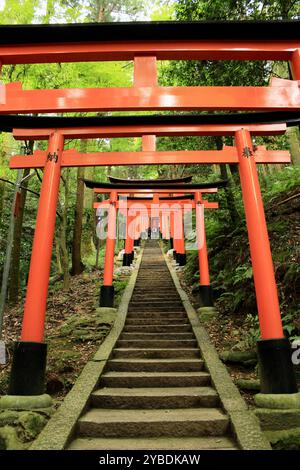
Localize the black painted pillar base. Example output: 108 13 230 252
169 237 174 250
177 253 187 266
173 250 177 260
100 285 114 307
9 342 47 396
257 338 298 394
122 253 132 266
199 285 214 307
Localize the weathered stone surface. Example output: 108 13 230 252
219 349 257 366
255 408 300 431
266 427 300 450
115 267 133 275
18 412 48 441
59 311 114 341
0 410 19 426
0 394 52 410
0 426 23 450
255 392 300 409
197 307 217 323
78 408 230 438
235 378 260 391
95 307 117 315
69 436 238 450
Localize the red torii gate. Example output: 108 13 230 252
8 124 295 397
92 186 220 305
2 20 299 397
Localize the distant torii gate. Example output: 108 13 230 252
3 19 300 397
93 187 220 308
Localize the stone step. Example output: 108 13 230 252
116 339 198 348
120 333 194 341
106 358 204 372
128 301 185 313
126 312 188 319
91 387 219 409
78 408 229 438
112 348 200 359
125 318 188 325
133 283 180 292
130 303 182 307
133 288 175 292
100 371 210 387
123 325 192 333
69 435 238 450
131 299 181 303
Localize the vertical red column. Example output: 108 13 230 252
133 212 141 247
130 212 136 256
100 191 117 307
290 48 300 80
195 192 213 307
9 131 64 396
175 207 186 266
165 212 170 240
123 209 134 266
235 128 297 394
169 209 175 252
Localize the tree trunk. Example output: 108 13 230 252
8 168 30 304
60 169 70 290
55 237 63 275
71 166 85 275
286 126 300 165
0 170 23 337
82 165 96 258
215 136 240 225
0 180 5 223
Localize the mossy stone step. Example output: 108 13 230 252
68 436 238 450
77 407 229 438
91 386 219 409
106 358 204 372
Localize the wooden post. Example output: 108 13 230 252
235 128 297 394
100 191 117 307
195 192 213 307
9 132 64 396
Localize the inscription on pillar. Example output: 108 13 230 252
47 152 58 163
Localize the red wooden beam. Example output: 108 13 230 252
93 188 218 194
94 201 219 210
0 41 299 65
12 123 287 140
1 81 299 113
9 147 291 169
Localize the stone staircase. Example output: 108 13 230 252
68 241 238 450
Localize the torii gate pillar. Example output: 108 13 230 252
9 131 64 396
134 214 141 247
175 209 186 266
235 129 297 394
195 192 214 307
100 191 117 307
123 210 134 266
